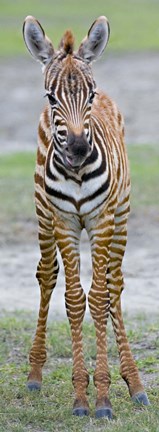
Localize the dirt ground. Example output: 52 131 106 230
0 53 159 318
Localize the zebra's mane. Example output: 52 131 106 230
59 30 75 55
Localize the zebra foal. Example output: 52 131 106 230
23 15 149 418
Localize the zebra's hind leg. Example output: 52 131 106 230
110 298 150 406
54 219 89 416
108 223 150 406
27 214 59 391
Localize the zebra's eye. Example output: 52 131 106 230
47 93 57 107
88 91 95 104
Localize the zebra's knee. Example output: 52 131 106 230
107 266 124 308
65 287 86 324
88 286 110 323
36 257 59 288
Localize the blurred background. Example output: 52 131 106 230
0 0 159 315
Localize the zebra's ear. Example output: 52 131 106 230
23 16 54 66
78 16 110 63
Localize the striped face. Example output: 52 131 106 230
23 15 110 172
44 55 96 170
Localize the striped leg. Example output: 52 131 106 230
54 218 89 416
27 201 59 391
87 213 115 419
108 216 150 406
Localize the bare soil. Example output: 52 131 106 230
0 53 159 318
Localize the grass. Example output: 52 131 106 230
128 144 159 208
0 312 159 432
0 0 159 56
0 152 35 231
0 145 159 237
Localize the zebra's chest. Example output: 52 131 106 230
45 171 109 216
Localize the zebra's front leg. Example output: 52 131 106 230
27 219 59 391
65 287 89 416
54 220 89 416
87 216 114 419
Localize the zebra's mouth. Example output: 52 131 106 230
63 152 85 170
64 155 84 170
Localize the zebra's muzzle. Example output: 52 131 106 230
63 130 91 170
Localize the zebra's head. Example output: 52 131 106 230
23 16 110 170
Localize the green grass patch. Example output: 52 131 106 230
0 152 35 228
128 144 159 208
0 311 159 431
0 0 159 56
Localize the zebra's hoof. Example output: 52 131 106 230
95 397 113 419
27 381 41 391
73 398 89 416
132 392 150 406
95 407 113 419
73 407 89 416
